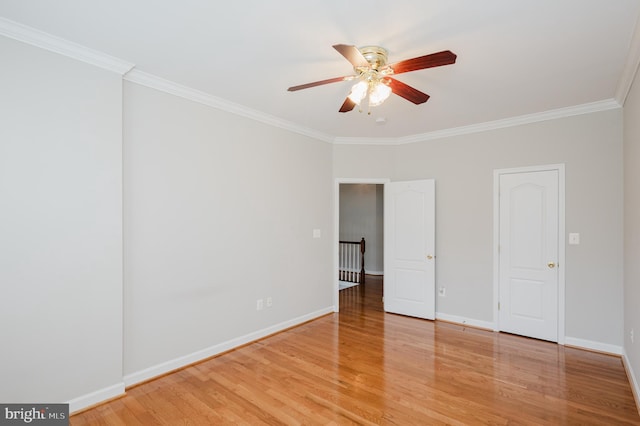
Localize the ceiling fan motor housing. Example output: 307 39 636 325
358 46 389 70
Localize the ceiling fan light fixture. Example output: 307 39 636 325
347 80 368 104
369 81 392 107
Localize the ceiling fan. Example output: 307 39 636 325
287 44 457 113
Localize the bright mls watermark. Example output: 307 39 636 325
0 404 68 425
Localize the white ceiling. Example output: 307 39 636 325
1 0 640 141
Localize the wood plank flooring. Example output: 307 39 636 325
71 276 640 425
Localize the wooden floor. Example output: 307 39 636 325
72 276 640 425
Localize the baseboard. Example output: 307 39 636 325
623 349 640 415
435 312 495 331
123 306 334 387
622 349 640 415
68 382 125 414
564 336 623 355
432 317 625 356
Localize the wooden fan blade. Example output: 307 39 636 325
288 76 352 92
388 78 430 104
339 97 357 113
333 44 369 68
387 50 457 75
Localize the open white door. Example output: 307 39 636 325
384 180 435 320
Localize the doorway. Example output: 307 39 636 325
334 179 388 311
493 164 565 343
334 178 436 318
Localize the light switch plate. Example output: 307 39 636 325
313 229 321 238
569 233 580 245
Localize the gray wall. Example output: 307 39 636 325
123 82 334 380
339 184 384 274
334 109 624 348
624 61 640 399
0 34 334 411
0 36 124 406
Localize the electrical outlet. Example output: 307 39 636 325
256 299 264 311
266 297 273 308
438 287 446 297
631 329 635 344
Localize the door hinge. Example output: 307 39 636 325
498 301 500 310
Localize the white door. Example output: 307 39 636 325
499 170 559 341
384 180 435 320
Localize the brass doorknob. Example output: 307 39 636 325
427 254 434 260
548 262 556 268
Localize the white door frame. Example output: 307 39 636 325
334 178 390 312
492 164 566 344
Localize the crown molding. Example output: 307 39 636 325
334 99 621 145
332 136 398 146
615 13 640 105
124 69 334 143
0 17 134 75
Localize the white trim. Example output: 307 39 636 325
492 170 500 333
0 17 134 75
493 164 566 344
123 306 333 387
615 13 640 105
365 270 384 276
623 349 640 415
558 165 566 345
123 69 333 143
68 382 125 414
334 100 621 145
334 178 390 312
436 312 495 331
564 337 622 355
333 137 401 146
334 178 391 184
